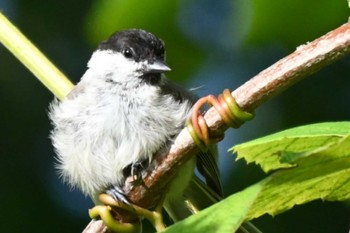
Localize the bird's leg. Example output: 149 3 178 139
130 161 147 186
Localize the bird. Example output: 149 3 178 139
49 29 261 233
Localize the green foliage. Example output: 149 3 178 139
244 0 349 47
163 122 350 232
164 180 262 233
233 122 350 172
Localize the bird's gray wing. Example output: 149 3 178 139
160 77 223 195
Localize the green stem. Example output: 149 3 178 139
89 205 141 233
0 12 74 100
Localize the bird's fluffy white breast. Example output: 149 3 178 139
49 59 193 198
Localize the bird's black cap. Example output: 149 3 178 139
98 29 166 63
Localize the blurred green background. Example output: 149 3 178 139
1 0 350 232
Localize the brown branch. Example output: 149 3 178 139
82 220 108 233
83 22 350 232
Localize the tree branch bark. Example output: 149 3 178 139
83 21 350 232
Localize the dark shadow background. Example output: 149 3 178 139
1 0 350 232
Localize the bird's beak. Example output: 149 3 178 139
145 60 171 73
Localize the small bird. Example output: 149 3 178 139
49 29 260 232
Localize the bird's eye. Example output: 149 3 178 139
122 48 133 58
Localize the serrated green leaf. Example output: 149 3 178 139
164 132 350 232
246 135 350 219
231 122 350 172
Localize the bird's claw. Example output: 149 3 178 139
106 185 131 204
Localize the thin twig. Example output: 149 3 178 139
0 13 74 100
84 22 350 232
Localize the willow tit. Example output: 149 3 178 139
49 29 259 232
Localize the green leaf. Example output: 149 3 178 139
231 122 350 172
163 124 350 232
246 135 350 218
163 179 264 233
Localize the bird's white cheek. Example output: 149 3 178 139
87 50 141 77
